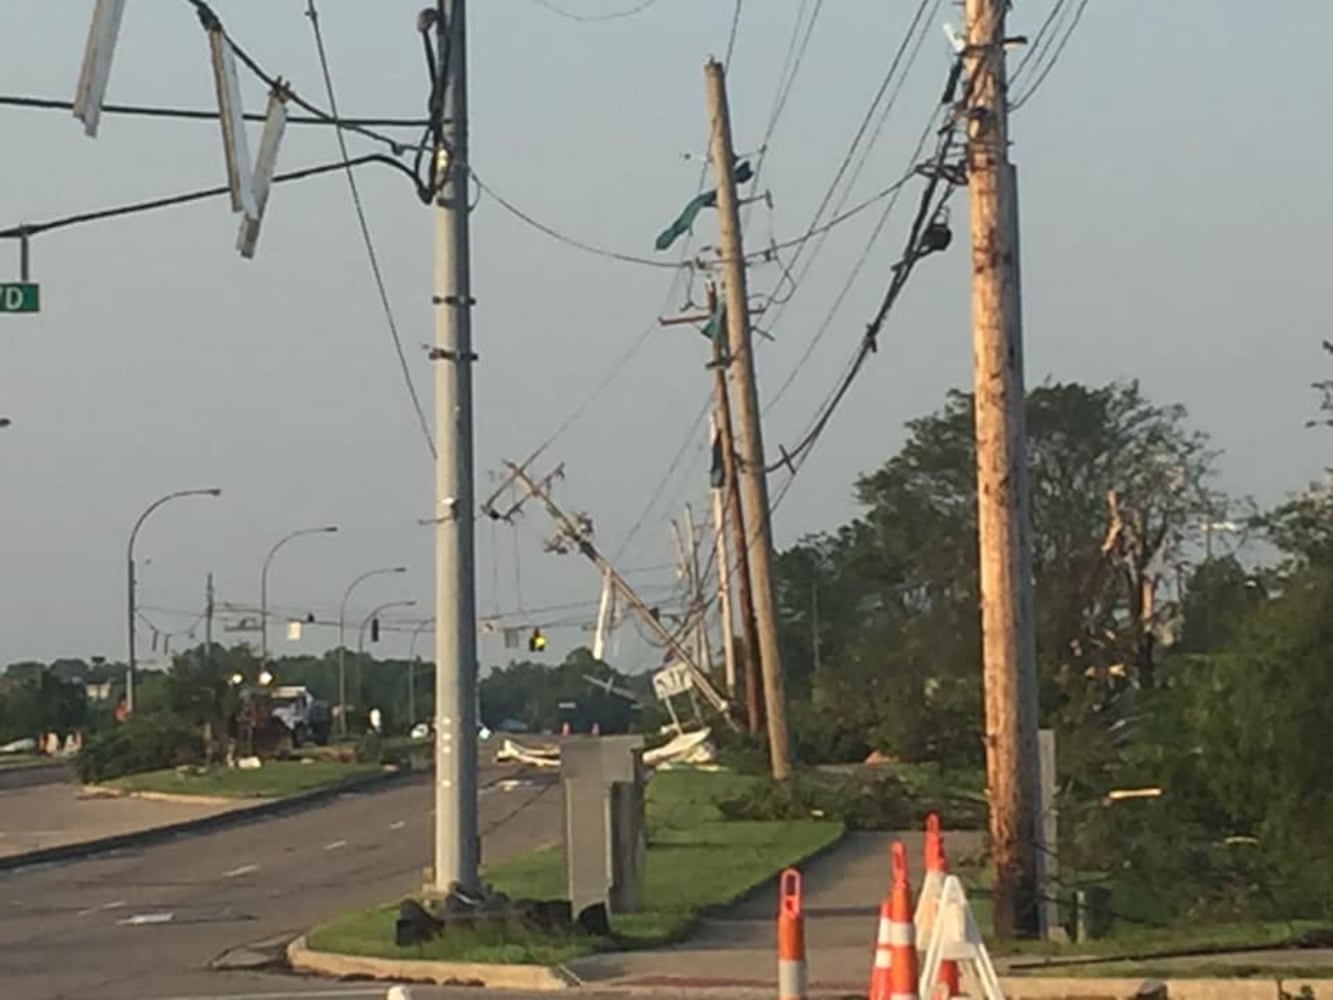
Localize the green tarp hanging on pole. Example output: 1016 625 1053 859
653 160 754 252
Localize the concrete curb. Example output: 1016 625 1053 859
78 785 243 806
285 935 582 991
0 766 413 875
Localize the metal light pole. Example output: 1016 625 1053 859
354 599 417 734
127 487 221 713
338 566 407 737
409 617 436 732
260 525 338 666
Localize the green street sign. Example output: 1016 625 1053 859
0 283 39 314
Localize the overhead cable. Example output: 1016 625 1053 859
305 0 435 460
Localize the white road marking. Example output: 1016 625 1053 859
222 863 258 878
389 820 406 830
119 911 174 925
322 839 347 851
76 899 127 917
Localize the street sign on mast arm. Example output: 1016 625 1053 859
0 284 39 314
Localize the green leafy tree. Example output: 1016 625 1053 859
773 380 1222 767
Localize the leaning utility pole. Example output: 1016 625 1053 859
504 462 735 721
659 283 764 734
431 0 480 897
704 59 791 779
964 0 1041 939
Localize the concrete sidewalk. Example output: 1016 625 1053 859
0 781 249 859
570 829 987 992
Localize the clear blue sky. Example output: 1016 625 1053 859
0 0 1327 669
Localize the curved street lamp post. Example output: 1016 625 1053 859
409 617 435 731
353 599 417 734
338 566 407 736
127 487 222 713
259 525 338 666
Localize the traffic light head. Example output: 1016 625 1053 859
529 628 546 653
371 618 380 643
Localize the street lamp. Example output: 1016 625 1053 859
409 617 436 731
338 566 407 736
260 525 338 666
353 599 417 733
127 487 222 713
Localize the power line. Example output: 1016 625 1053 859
0 93 428 129
741 0 824 236
751 0 939 340
724 0 745 67
182 0 412 155
524 0 662 22
762 113 939 414
472 170 690 270
0 153 416 239
1011 0 1093 109
609 0 748 565
305 0 435 460
765 69 972 477
491 0 744 541
1011 0 1070 82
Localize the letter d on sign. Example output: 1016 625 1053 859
4 287 21 311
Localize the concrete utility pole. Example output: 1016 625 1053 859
704 59 791 779
432 0 481 897
964 0 1042 939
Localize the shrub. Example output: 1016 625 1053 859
74 713 203 783
355 731 384 765
716 769 989 831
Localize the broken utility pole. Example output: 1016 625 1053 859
499 461 736 725
704 58 791 780
965 0 1042 939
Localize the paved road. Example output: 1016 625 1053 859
0 764 561 1000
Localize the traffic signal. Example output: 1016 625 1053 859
371 618 380 643
529 628 546 653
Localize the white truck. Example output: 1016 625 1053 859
267 685 332 747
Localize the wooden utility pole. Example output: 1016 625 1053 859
704 59 791 779
964 0 1042 939
659 283 765 734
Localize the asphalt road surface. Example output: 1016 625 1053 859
0 762 563 1000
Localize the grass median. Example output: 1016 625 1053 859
305 769 845 965
101 759 385 799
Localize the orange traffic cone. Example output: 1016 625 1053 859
777 869 807 1000
888 841 919 1000
867 898 894 1000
